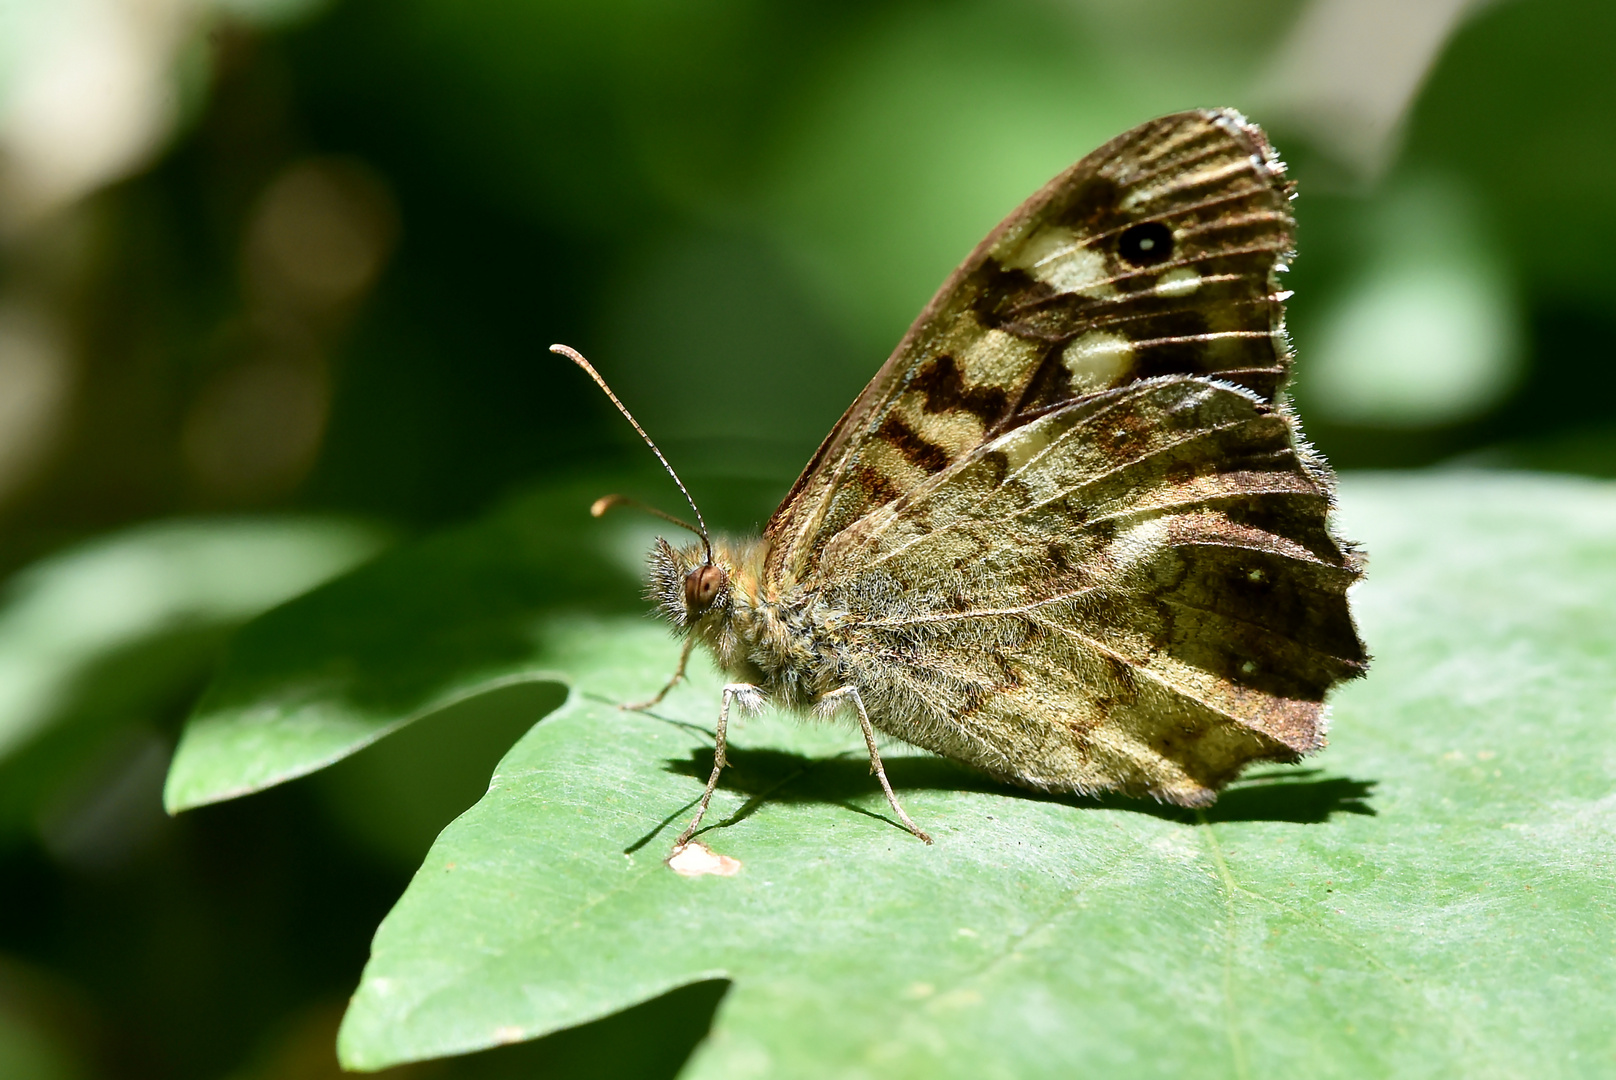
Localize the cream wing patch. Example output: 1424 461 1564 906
957 327 1042 391
1004 226 1113 297
987 413 1062 473
1156 267 1202 296
1061 331 1134 391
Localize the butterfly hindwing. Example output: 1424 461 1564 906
808 377 1364 804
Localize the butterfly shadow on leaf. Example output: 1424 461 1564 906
1172 768 1378 825
627 746 1377 851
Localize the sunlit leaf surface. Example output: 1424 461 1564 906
172 470 1616 1077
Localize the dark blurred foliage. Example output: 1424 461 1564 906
0 0 1612 1076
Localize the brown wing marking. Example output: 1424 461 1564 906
764 109 1297 590
818 377 1365 804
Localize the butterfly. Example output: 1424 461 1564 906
554 107 1368 852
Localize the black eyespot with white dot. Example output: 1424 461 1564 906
1117 221 1174 267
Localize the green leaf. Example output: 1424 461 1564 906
318 471 1614 1078
164 471 1615 1074
162 474 782 813
0 517 386 760
0 517 387 838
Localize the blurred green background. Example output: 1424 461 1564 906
0 0 1612 1077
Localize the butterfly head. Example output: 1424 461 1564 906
550 344 742 630
650 537 732 628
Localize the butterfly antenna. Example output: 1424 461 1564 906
550 343 713 563
588 493 702 537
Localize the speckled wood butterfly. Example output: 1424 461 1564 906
555 107 1368 853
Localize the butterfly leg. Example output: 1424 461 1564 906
819 686 934 845
672 682 762 850
623 637 695 711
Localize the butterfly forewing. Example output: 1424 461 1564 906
757 108 1366 806
766 109 1299 586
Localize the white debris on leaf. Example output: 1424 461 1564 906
667 841 741 877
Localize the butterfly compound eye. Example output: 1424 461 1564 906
1118 221 1174 267
683 564 727 611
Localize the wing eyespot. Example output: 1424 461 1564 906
1118 221 1174 267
